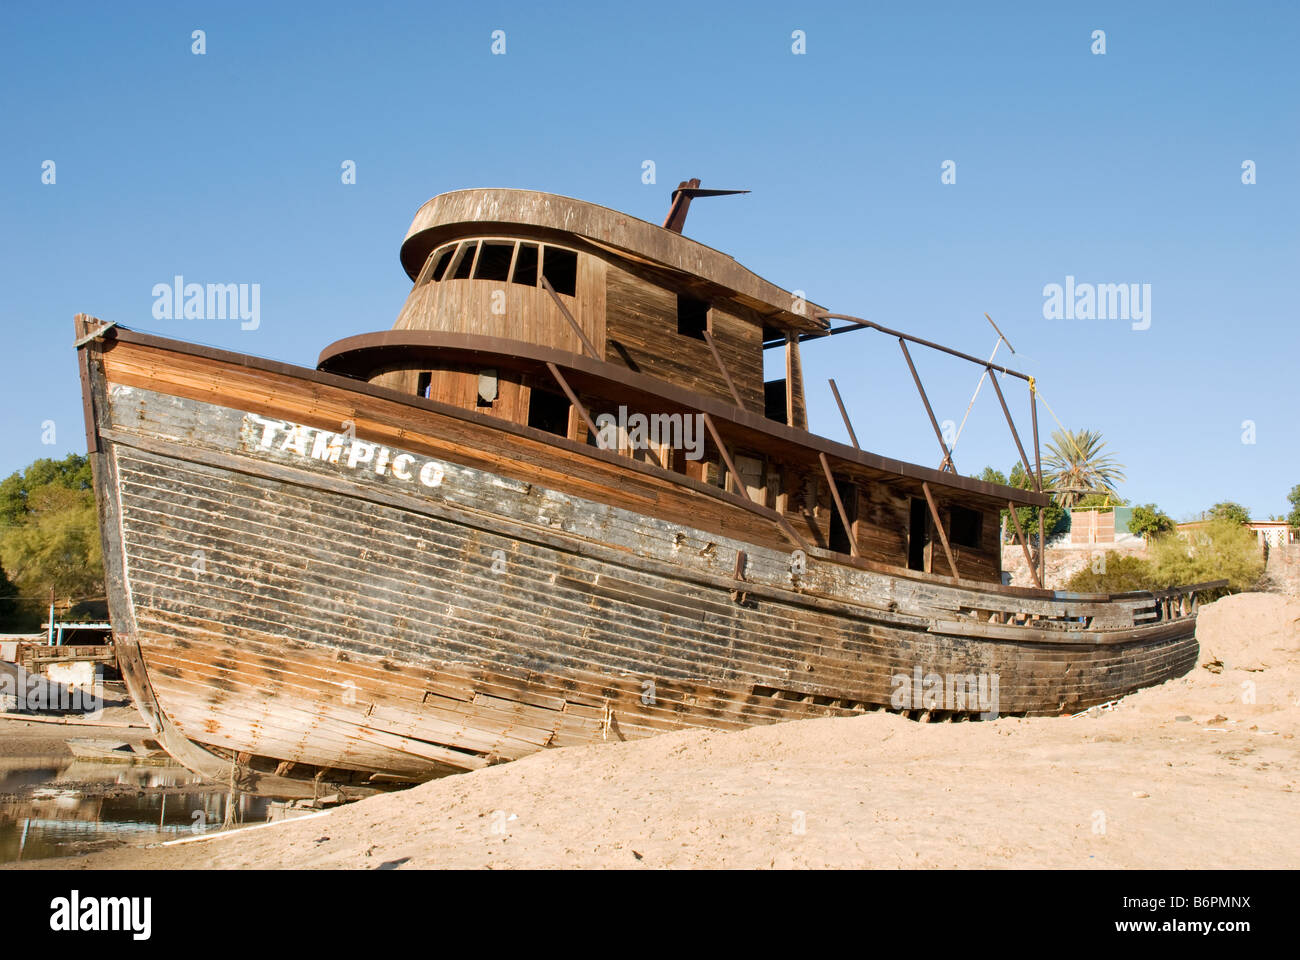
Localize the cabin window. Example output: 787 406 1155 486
828 475 858 555
528 387 569 436
474 242 514 282
907 498 929 571
732 455 766 506
542 246 578 296
949 506 982 549
677 295 709 340
450 241 477 280
764 379 788 423
512 243 539 286
422 245 456 284
416 371 432 399
477 369 498 407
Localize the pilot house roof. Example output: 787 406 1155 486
398 188 828 336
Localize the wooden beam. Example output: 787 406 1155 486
921 481 958 578
541 276 600 360
819 452 859 557
701 329 746 410
987 369 1034 480
1007 500 1044 589
898 338 955 472
828 378 860 449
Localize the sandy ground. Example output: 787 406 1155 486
10 592 1299 870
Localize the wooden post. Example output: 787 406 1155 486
784 333 805 429
921 482 958 578
898 339 955 472
818 452 859 557
1008 501 1044 589
828 379 860 449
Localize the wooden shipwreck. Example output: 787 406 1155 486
75 184 1217 797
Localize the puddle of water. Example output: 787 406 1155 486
0 754 276 863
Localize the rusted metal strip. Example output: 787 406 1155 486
730 549 749 603
1030 382 1045 584
545 362 599 443
702 412 810 552
72 319 119 349
987 369 1034 480
921 481 958 578
701 329 746 410
828 378 860 449
541 275 601 360
984 312 1015 353
898 338 955 472
702 412 747 501
819 452 860 557
1007 500 1044 589
816 313 1033 382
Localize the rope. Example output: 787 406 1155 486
221 759 237 830
949 338 1003 453
1029 377 1091 466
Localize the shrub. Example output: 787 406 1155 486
1064 552 1157 594
1148 519 1264 597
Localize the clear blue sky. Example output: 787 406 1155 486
2 1 1295 520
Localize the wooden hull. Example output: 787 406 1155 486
81 328 1202 795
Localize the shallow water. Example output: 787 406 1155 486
0 754 275 863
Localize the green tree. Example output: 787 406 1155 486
1128 503 1174 541
976 464 1066 545
1286 484 1300 530
1043 428 1126 507
0 560 18 631
0 456 104 630
1206 501 1251 526
0 454 93 526
1148 519 1263 597
1009 462 1067 545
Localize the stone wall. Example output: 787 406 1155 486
1262 543 1300 600
1001 541 1148 591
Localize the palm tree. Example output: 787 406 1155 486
1043 428 1125 507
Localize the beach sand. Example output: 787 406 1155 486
11 592 1298 870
